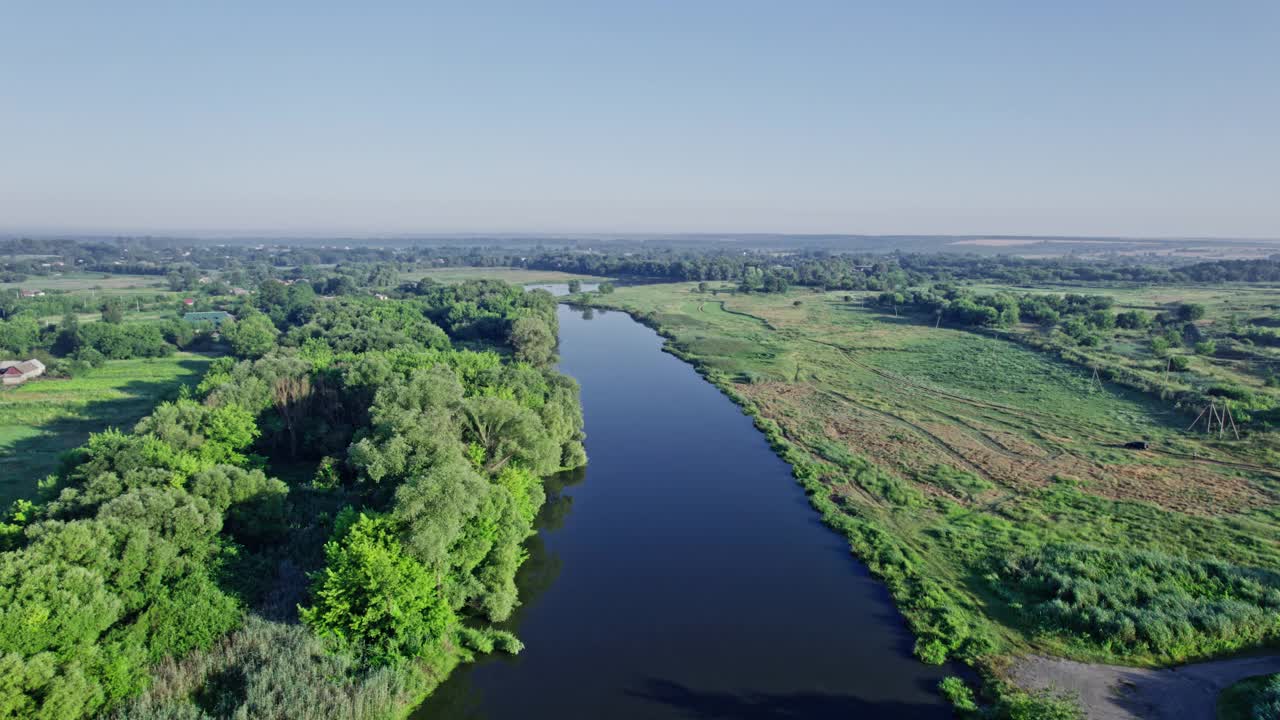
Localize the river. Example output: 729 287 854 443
413 302 952 719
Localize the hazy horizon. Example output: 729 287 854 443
3 2 1277 238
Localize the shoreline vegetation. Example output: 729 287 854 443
3 240 1280 719
575 279 1280 717
0 278 586 719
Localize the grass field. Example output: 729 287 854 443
964 281 1280 401
0 353 213 505
399 267 606 285
585 282 1280 669
0 271 170 295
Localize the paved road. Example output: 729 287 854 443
1010 654 1280 719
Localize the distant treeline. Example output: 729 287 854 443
6 238 1280 295
529 251 1280 289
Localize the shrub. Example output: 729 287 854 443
997 544 1280 660
939 677 977 712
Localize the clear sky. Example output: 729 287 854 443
1 1 1277 238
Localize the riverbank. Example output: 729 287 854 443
411 304 954 718
576 282 1280 715
1011 654 1280 720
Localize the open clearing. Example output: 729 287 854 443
0 353 213 505
0 271 170 295
586 282 1280 678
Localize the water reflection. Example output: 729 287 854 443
414 305 952 719
413 468 584 718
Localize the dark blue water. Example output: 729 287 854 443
414 305 951 719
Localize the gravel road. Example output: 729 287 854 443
1010 654 1280 719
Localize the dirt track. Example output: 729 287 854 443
1010 654 1280 719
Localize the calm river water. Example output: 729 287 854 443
413 303 951 718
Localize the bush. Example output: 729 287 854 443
108 617 423 720
1177 303 1206 321
939 677 977 712
994 688 1082 720
1254 675 1280 720
998 544 1280 660
76 347 107 368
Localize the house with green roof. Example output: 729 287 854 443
183 311 234 326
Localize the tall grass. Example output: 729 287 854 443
998 544 1280 661
110 617 436 720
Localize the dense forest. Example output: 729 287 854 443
0 280 585 718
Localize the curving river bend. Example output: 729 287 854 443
413 302 951 719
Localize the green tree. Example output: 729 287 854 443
508 316 555 366
300 512 454 666
101 299 126 324
1177 303 1206 321
567 280 582 294
222 312 278 359
460 396 560 475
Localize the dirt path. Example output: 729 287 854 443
1010 654 1280 719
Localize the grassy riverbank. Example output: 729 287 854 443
580 282 1280 696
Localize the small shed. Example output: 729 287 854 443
1 359 46 386
183 311 234 327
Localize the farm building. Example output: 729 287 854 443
183 311 234 326
0 359 46 386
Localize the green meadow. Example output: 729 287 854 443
0 353 213 505
586 282 1280 669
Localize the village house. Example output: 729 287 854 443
0 359 46 386
183 311 234 326
230 287 250 296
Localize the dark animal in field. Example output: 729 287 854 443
1124 440 1150 450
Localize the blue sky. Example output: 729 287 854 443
1 1 1276 237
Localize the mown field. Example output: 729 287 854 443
584 282 1280 672
0 353 213 505
399 267 605 285
0 270 170 295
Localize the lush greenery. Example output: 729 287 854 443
1218 673 1280 720
998 544 1280 660
0 279 585 719
869 284 1280 425
584 280 1279 714
0 354 213 506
